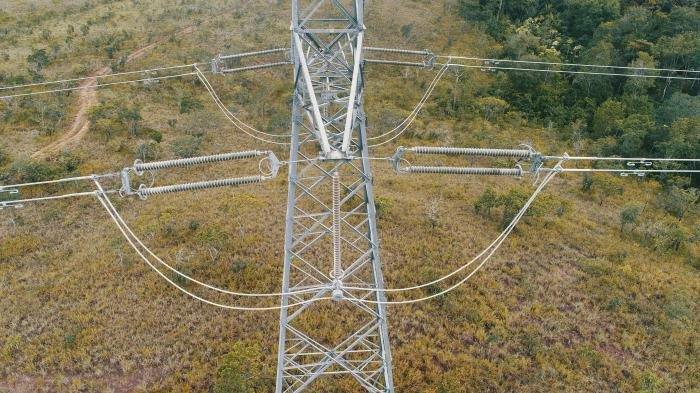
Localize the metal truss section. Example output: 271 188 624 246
290 0 366 157
277 1 394 392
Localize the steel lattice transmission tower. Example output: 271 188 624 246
276 0 394 391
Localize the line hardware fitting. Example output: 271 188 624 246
0 150 281 210
391 145 700 180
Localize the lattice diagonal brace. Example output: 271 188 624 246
276 1 394 392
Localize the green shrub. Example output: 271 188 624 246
27 48 50 71
374 196 393 218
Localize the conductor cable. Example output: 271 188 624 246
342 159 565 298
348 164 562 304
93 179 328 299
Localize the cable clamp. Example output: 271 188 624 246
260 151 282 178
331 279 344 302
211 54 224 75
423 49 437 69
390 147 408 172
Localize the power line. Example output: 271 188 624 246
351 164 562 305
0 173 119 190
437 62 699 80
341 161 560 294
94 189 335 311
194 66 292 145
94 179 330 298
0 72 199 100
367 62 450 147
0 63 206 91
436 54 700 75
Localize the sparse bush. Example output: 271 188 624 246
1 160 55 183
426 198 441 228
474 188 498 216
400 24 413 38
581 174 594 192
0 146 8 167
657 186 698 221
641 219 689 253
89 101 142 139
214 342 273 393
620 203 642 233
135 141 159 161
374 196 393 219
179 93 203 114
230 260 247 273
27 48 50 71
170 135 202 158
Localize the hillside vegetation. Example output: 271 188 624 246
0 0 698 392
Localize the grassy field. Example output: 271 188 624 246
0 1 698 392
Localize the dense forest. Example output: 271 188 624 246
0 0 697 392
455 0 699 181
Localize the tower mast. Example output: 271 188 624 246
276 1 395 391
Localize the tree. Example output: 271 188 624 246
618 114 655 156
476 96 509 121
591 99 625 138
559 0 621 43
653 31 700 71
663 117 699 159
573 41 617 102
119 105 142 136
656 93 700 126
623 52 657 95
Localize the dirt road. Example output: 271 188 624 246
31 26 195 159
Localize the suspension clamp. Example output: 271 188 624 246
211 54 224 74
423 49 437 69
